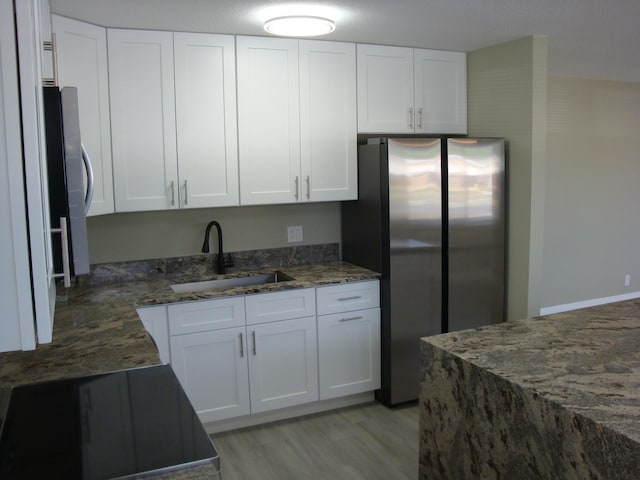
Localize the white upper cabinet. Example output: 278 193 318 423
52 15 114 216
237 36 356 205
108 29 178 212
173 33 239 208
357 44 466 134
236 36 300 205
108 29 239 212
299 40 357 202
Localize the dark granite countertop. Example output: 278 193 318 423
0 261 379 388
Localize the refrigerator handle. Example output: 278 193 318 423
81 143 94 215
407 107 414 129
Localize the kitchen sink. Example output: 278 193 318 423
170 271 295 294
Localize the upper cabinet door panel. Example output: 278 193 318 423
236 36 300 205
108 29 178 212
356 44 414 133
52 15 114 216
414 49 467 134
173 33 239 208
299 40 357 202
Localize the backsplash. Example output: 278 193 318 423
80 243 340 285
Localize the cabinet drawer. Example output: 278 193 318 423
245 288 316 325
316 280 380 315
168 297 245 335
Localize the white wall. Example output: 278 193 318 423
541 77 640 311
87 202 341 263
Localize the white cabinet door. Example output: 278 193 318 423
245 288 316 326
52 15 114 216
316 280 380 316
168 296 245 335
237 36 300 205
247 316 319 413
414 49 466 134
299 40 357 202
356 44 414 133
318 307 381 400
174 32 239 208
108 29 178 212
170 326 250 423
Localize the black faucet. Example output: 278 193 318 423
202 220 231 274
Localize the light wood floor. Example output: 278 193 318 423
210 401 419 480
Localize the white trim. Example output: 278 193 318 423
539 291 640 316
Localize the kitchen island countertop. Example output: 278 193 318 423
0 261 379 388
419 299 640 479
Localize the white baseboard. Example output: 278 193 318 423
539 291 640 316
204 392 375 434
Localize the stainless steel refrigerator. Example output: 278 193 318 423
341 137 506 406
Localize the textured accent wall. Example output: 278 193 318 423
543 77 640 307
467 36 548 321
87 202 341 263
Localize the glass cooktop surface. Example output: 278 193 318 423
0 365 218 479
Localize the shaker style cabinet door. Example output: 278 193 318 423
299 40 357 202
356 44 415 133
52 15 114 216
236 36 301 205
414 49 467 134
173 33 239 208
108 29 178 212
247 316 319 413
170 326 250 424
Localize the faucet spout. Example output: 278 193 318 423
202 220 225 274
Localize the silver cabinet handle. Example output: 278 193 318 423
417 107 423 130
339 316 363 322
306 176 310 199
42 33 58 86
252 331 257 355
239 333 244 358
183 180 188 205
81 143 94 214
408 107 414 129
338 295 362 301
51 217 71 287
294 176 299 200
169 181 175 206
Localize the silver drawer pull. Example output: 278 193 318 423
239 333 244 358
338 295 361 301
339 316 363 322
252 331 257 355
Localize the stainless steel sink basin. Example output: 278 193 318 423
170 271 294 294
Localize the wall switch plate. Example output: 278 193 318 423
625 274 631 286
287 225 303 243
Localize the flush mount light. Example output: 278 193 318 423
264 15 336 37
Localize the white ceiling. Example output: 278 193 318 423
50 0 640 83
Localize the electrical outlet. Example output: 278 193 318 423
625 274 631 287
287 225 303 243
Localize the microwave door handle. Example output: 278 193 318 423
81 143 94 214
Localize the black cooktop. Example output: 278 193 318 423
0 365 219 479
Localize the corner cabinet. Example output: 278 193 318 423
237 36 357 205
357 43 466 134
108 29 238 212
52 15 114 216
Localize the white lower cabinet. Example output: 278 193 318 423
316 280 381 400
162 281 379 425
247 316 318 413
170 326 250 423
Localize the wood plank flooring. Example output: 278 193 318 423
210 401 419 480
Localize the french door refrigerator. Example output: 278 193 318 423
341 137 506 406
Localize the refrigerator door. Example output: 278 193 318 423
446 138 505 332
387 138 442 404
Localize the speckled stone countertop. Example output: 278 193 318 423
0 261 379 389
419 299 640 479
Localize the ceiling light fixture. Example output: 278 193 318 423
264 15 336 37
